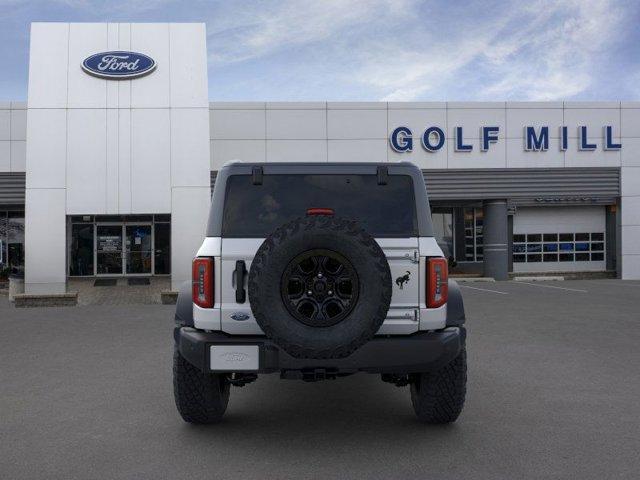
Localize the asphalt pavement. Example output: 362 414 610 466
1 279 639 479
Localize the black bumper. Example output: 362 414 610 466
175 326 465 375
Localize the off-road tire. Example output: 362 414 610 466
410 346 467 424
173 349 230 424
248 216 392 359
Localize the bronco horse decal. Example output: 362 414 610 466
395 271 411 290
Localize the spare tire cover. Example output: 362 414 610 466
248 216 392 359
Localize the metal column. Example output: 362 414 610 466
483 200 508 280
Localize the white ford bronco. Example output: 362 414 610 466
173 162 467 424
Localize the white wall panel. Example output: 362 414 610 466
28 23 68 108
210 109 265 139
106 23 119 108
131 23 170 108
25 109 67 189
10 109 27 140
506 108 563 138
266 140 327 162
447 107 506 139
117 108 132 213
506 138 564 168
11 141 26 172
117 23 132 109
131 108 171 212
0 142 9 171
389 143 447 169
387 108 447 138
105 109 118 212
621 109 640 138
621 226 640 255
266 109 326 139
171 108 210 187
563 108 621 138
67 23 108 108
622 138 640 166
621 166 640 196
328 139 387 163
564 143 621 167
25 188 66 294
211 140 265 169
621 254 640 279
171 186 210 290
170 23 208 108
0 110 10 140
66 109 107 213
328 109 387 139
448 139 506 168
621 196 640 226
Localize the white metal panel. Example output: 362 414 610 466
563 108 621 138
117 23 132 108
27 23 69 108
130 108 171 212
447 107 506 139
117 109 132 212
266 109 326 139
210 109 265 140
24 188 66 294
506 138 564 168
211 140 266 169
130 23 170 108
505 108 563 138
25 109 67 189
170 108 210 187
10 109 27 141
621 108 640 138
327 109 387 139
622 138 640 167
447 138 506 169
106 23 119 108
169 23 208 108
266 140 327 162
10 141 26 172
328 139 387 163
0 110 9 141
105 109 118 212
67 23 108 109
66 109 107 214
564 141 621 167
0 142 9 171
171 186 211 291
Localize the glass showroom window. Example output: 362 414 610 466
463 208 484 262
512 232 605 263
2 211 25 274
431 208 454 261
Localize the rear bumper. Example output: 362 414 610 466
175 326 465 375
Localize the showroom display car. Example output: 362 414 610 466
173 162 467 424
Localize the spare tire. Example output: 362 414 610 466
248 216 392 359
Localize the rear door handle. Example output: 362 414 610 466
235 260 247 303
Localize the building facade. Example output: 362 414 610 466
0 22 639 293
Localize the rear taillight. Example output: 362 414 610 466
306 207 335 216
427 257 448 308
192 257 214 308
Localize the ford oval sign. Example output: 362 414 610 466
82 51 156 80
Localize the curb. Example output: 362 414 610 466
514 276 565 282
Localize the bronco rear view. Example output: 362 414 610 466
173 162 467 424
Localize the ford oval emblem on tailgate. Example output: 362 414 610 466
231 312 250 321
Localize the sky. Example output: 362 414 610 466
0 0 639 102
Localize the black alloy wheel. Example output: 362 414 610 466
281 249 359 327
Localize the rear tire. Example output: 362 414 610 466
410 346 467 424
173 349 230 424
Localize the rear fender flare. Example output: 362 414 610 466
446 279 465 327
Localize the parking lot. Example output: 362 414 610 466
1 279 639 480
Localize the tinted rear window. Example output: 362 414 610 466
222 174 417 237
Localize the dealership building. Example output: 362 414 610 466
1 22 639 295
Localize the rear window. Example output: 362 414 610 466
222 174 418 237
